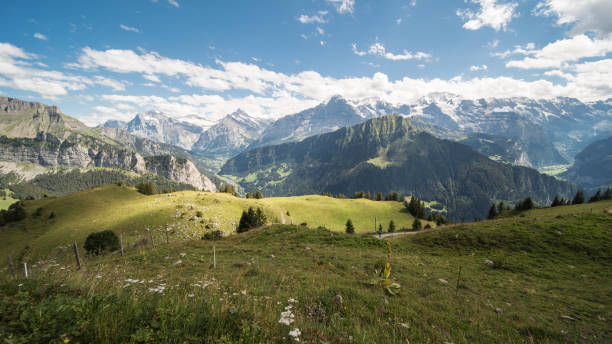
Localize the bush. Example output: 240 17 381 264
412 218 422 231
195 210 203 217
48 212 56 219
202 230 223 240
345 219 355 234
237 207 267 233
136 182 157 195
388 220 396 233
0 202 26 226
84 230 120 255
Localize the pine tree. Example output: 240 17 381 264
254 191 263 199
572 190 585 205
388 220 396 233
603 187 612 200
487 204 498 219
551 195 561 207
376 192 383 201
412 218 422 231
345 219 355 234
588 189 602 203
497 201 505 213
378 223 383 234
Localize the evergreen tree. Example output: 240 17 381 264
245 192 253 199
378 223 383 234
345 219 355 234
136 182 156 195
551 195 561 207
412 218 422 231
588 189 602 203
376 192 383 201
572 190 585 205
515 197 535 211
254 191 263 199
603 187 612 200
388 220 396 233
497 201 505 213
487 204 498 219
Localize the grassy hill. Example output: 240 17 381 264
0 185 420 261
0 188 610 342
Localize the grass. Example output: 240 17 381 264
0 185 421 262
0 194 18 210
0 189 610 343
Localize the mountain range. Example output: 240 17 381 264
220 115 576 220
0 97 216 192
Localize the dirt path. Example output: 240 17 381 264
372 231 421 239
280 212 286 224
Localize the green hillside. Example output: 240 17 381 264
0 196 610 343
221 115 576 220
0 185 420 261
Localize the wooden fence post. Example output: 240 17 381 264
165 229 169 244
149 229 155 247
24 262 28 278
73 241 81 270
7 255 15 277
456 266 462 297
213 246 216 269
120 233 124 257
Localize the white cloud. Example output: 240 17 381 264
352 42 431 61
316 27 325 35
396 18 402 25
470 64 488 71
326 0 355 14
33 33 48 40
120 24 140 33
506 34 612 69
457 0 518 31
534 0 612 35
297 11 327 24
488 39 499 48
168 0 179 8
0 42 123 97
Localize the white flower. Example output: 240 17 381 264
289 328 301 342
288 298 298 303
240 290 247 295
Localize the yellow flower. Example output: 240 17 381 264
63 339 70 344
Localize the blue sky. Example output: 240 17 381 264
0 0 611 125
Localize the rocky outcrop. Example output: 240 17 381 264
144 155 216 191
0 133 146 173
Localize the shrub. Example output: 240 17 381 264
412 218 422 231
195 210 203 217
237 207 267 233
515 197 535 211
300 222 308 227
84 230 120 255
48 212 56 219
345 219 355 234
0 202 27 226
424 224 432 229
202 230 223 240
136 182 157 195
388 220 396 233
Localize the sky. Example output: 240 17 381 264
0 0 611 126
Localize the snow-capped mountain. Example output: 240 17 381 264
247 94 611 168
191 109 269 158
103 110 204 150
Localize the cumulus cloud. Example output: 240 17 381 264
505 34 612 69
326 0 355 14
168 0 179 8
120 24 140 33
534 0 612 35
470 64 488 71
0 42 124 98
297 11 328 24
457 0 518 31
33 33 48 40
352 42 431 61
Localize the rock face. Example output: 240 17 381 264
0 133 146 172
562 135 612 192
191 109 268 157
144 155 216 191
104 111 203 150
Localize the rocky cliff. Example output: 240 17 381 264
0 133 146 172
144 155 216 191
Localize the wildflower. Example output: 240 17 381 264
289 328 301 342
64 338 70 344
240 290 247 295
188 294 195 298
288 298 298 303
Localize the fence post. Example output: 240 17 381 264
165 229 169 244
7 255 15 277
120 233 124 257
455 266 462 297
24 262 28 278
73 241 81 270
213 246 216 269
148 229 155 248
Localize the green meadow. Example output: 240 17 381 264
0 187 610 343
